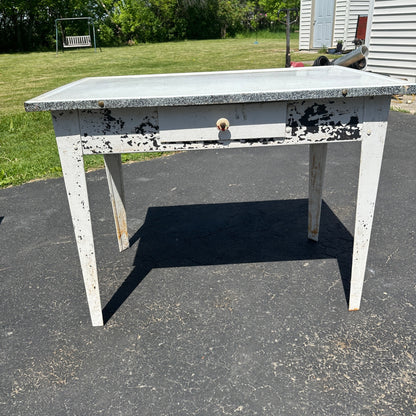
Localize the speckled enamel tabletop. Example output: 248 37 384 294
25 66 416 112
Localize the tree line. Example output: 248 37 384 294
0 0 299 52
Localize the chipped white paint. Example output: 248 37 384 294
80 108 159 154
308 143 328 241
287 98 364 143
104 154 129 251
78 99 366 157
349 95 390 311
52 110 103 326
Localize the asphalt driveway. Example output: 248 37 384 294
1 111 415 415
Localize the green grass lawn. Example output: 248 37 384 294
0 33 325 187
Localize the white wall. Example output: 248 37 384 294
299 0 370 50
332 0 348 47
299 0 313 50
366 0 416 81
333 0 371 50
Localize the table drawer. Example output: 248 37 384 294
158 102 287 143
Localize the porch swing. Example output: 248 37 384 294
55 17 97 55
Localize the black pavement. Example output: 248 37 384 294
1 111 415 415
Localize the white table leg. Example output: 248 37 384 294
349 96 390 311
52 111 103 326
308 143 328 241
104 154 129 251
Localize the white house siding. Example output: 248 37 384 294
299 0 313 50
366 0 416 81
333 0 348 47
299 0 370 50
333 0 371 49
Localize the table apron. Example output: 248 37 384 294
73 98 366 155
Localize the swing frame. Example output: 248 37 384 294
55 17 97 55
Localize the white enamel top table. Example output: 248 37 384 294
25 66 416 326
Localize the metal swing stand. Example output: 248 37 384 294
55 17 97 55
277 8 299 68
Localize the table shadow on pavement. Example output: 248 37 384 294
102 199 353 323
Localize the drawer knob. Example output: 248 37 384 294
216 118 230 131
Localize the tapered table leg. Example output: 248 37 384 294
349 96 390 311
53 111 103 326
104 154 129 252
308 143 328 242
